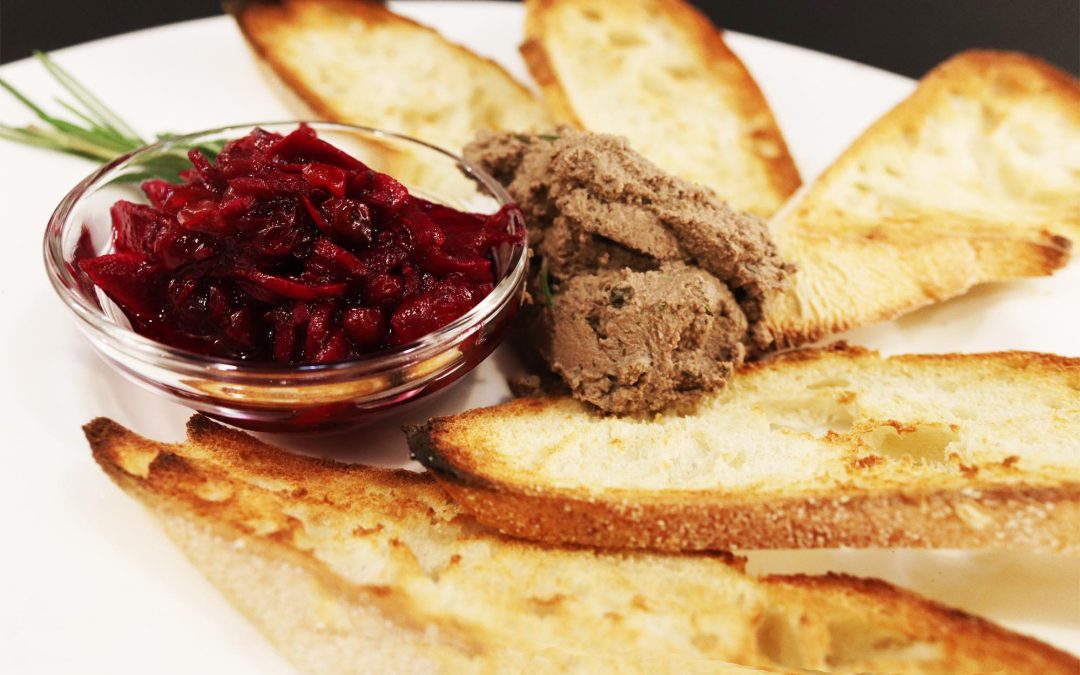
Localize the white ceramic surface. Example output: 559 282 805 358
0 3 1075 672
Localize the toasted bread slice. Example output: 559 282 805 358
233 0 550 151
521 0 800 217
411 345 1080 553
87 416 1076 673
763 51 1080 349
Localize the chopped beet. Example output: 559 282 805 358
313 328 347 363
68 226 100 300
343 307 385 349
265 126 366 171
311 238 370 278
235 269 348 302
79 252 164 319
389 278 492 345
362 272 405 308
111 201 170 257
141 179 175 208
323 196 374 247
154 229 219 271
223 307 259 351
303 300 337 360
302 163 348 198
79 125 522 363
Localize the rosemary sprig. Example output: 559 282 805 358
0 51 222 182
34 50 144 143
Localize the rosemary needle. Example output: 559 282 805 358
0 51 222 182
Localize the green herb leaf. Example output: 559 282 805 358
33 51 144 144
0 50 221 183
513 132 561 145
538 258 555 307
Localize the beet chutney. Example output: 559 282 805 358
78 125 521 363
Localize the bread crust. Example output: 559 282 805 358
763 50 1080 349
521 0 800 216
430 475 1080 553
764 572 1080 673
411 345 1080 553
654 0 800 204
86 415 1080 673
804 51 1080 225
765 231 1073 350
234 0 546 132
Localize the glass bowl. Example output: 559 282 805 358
44 122 527 432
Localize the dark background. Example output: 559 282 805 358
1 0 1078 77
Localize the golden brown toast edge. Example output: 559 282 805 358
233 0 544 126
800 50 1080 234
409 346 1080 553
763 50 1080 348
764 229 1073 351
520 0 801 215
88 416 1080 673
762 572 1079 672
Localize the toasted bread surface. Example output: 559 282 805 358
521 0 800 217
412 345 1080 553
88 416 1076 673
763 51 1080 348
234 0 550 151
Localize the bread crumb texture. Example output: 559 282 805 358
85 414 1077 673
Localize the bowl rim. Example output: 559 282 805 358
43 121 528 378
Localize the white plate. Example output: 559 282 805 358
0 3 1076 671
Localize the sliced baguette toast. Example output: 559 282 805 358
411 345 1080 553
87 416 1077 674
233 0 550 151
521 0 800 217
763 51 1080 349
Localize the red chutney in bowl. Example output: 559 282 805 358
77 124 521 363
